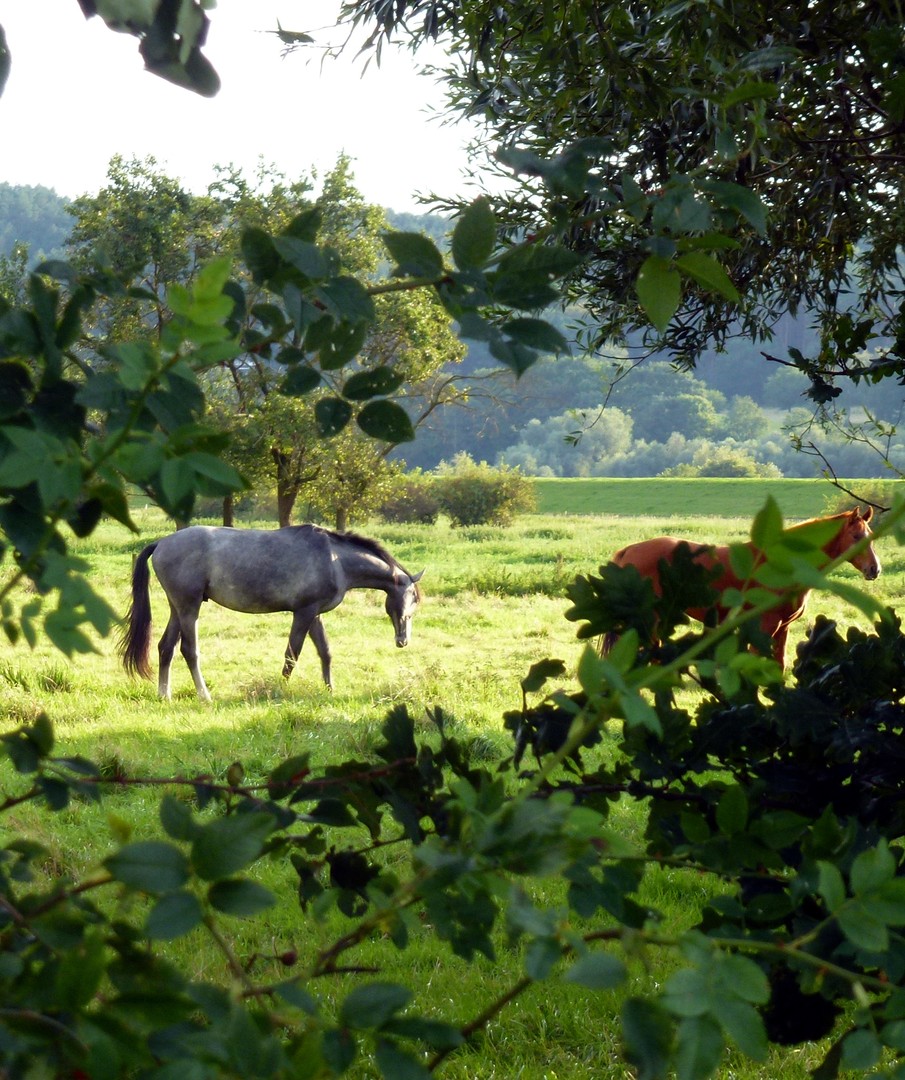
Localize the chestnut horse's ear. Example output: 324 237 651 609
862 506 874 523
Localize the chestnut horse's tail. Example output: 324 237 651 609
118 542 158 680
599 631 619 657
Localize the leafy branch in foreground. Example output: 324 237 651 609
4 499 905 1077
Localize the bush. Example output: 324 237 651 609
433 454 536 526
823 479 902 515
660 444 782 478
376 473 441 524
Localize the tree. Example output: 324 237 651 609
64 154 467 528
0 182 71 260
67 154 223 347
322 0 905 451
498 405 633 476
661 443 782 478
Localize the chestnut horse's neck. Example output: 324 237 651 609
779 511 858 555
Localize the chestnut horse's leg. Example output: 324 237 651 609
771 626 788 669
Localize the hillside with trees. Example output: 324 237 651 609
4 181 899 484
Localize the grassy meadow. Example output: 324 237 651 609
2 481 902 1078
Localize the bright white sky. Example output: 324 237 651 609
0 1 486 213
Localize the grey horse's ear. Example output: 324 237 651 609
411 569 425 583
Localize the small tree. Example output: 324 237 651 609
433 453 536 526
376 471 441 524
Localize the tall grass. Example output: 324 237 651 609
1 491 900 1079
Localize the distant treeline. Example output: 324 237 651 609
4 182 901 480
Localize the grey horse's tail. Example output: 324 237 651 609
118 542 158 680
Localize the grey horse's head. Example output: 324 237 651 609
386 570 424 647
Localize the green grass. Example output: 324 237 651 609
532 476 869 517
1 487 901 1078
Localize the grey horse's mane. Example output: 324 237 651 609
318 526 422 597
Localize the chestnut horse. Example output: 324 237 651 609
605 506 881 668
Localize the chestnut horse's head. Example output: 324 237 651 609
835 506 881 581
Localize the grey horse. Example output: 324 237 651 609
119 524 424 701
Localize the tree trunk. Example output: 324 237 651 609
222 494 235 528
272 447 299 528
335 507 348 532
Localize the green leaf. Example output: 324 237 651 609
715 785 748 836
675 1014 724 1080
280 364 322 396
160 795 200 842
675 251 740 302
145 890 204 939
622 998 672 1079
375 1040 432 1080
190 812 275 882
315 396 353 437
841 1029 883 1070
273 236 331 280
186 452 246 495
382 231 445 278
208 878 276 916
284 206 322 242
619 688 662 736
720 80 779 107
499 317 569 355
38 777 70 811
241 227 281 283
520 658 567 695
491 275 560 311
341 982 412 1030
0 360 32 420
268 753 311 790
838 900 889 952
563 952 627 990
451 197 497 270
701 180 768 235
192 256 233 301
712 998 767 1060
817 861 846 913
721 955 770 1004
636 256 680 332
105 840 190 893
317 276 376 323
663 968 711 1017
159 457 196 513
356 399 415 443
750 496 784 549
342 367 404 401
824 579 890 623
851 841 895 894
54 929 106 1010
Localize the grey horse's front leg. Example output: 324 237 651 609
283 606 321 680
308 615 332 689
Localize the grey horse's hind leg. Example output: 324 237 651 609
308 615 332 689
283 606 322 681
159 599 211 702
179 612 211 702
157 609 182 701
